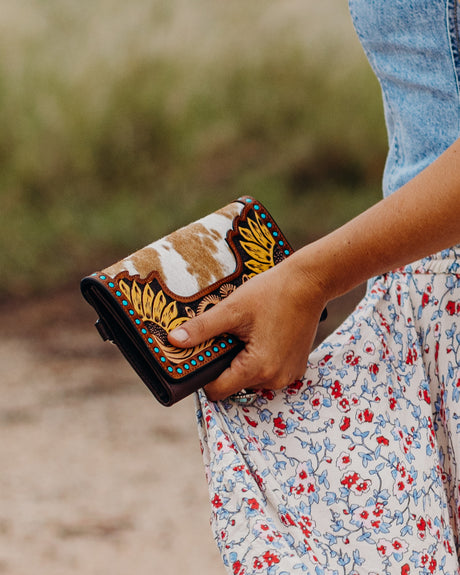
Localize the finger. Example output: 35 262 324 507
168 299 242 349
203 350 290 401
205 348 310 401
204 352 258 401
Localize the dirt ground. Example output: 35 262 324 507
0 285 362 575
0 288 225 575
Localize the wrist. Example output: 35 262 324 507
287 237 363 305
282 250 332 314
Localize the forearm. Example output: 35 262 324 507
291 137 460 303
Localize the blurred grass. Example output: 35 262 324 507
0 0 387 296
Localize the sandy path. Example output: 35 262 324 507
0 291 223 575
0 284 361 574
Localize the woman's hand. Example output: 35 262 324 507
168 256 328 401
169 137 460 402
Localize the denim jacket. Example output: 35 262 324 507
349 0 460 197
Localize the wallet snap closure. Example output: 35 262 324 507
95 318 114 343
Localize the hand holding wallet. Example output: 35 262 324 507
81 196 326 406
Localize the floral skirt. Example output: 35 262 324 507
196 247 460 575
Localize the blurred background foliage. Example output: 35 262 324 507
1 0 387 297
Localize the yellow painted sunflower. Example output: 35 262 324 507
119 280 211 363
239 211 276 276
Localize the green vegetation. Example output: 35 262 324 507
1 0 387 296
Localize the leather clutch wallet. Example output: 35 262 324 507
81 196 326 406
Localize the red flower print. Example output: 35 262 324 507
337 452 351 469
405 347 418 365
361 408 374 423
377 537 408 557
341 472 359 489
341 472 370 494
330 380 343 398
355 480 370 492
260 389 275 400
364 341 375 354
280 512 296 527
274 416 286 430
338 397 351 412
310 391 324 408
377 543 388 556
292 484 305 496
244 415 258 428
340 416 351 431
418 388 431 404
373 503 385 517
369 363 379 375
247 498 259 510
378 312 391 333
286 379 303 394
422 291 430 307
446 300 460 315
420 554 429 566
344 351 360 366
253 472 264 490
263 551 280 567
401 564 410 575
232 560 244 575
273 414 287 437
299 515 314 538
377 435 390 446
212 494 223 508
290 463 317 498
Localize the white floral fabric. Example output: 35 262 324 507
196 248 460 575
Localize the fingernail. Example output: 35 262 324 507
170 327 189 344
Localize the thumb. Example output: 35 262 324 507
168 302 234 348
